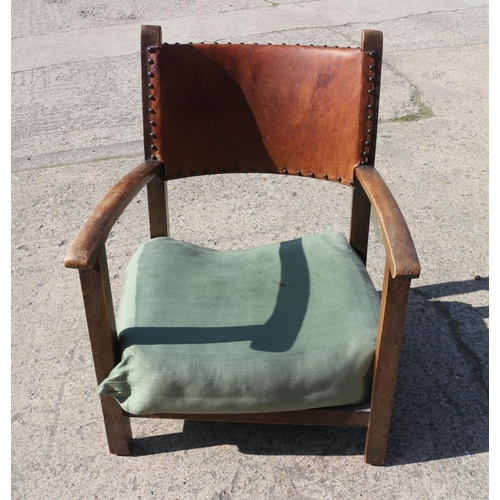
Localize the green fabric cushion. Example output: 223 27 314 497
97 232 380 415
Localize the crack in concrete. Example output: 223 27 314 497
388 86 434 122
384 63 435 122
237 5 486 48
11 4 486 43
13 152 140 173
412 288 488 395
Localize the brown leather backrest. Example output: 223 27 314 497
147 43 377 185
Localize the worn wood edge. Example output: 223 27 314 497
123 405 370 427
64 160 163 270
100 394 133 455
361 30 383 55
141 25 162 161
354 166 420 278
361 30 383 168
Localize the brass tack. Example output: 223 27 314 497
200 42 205 44
368 76 375 82
364 140 371 146
336 176 341 182
334 45 339 48
227 42 232 44
367 128 373 134
323 173 328 179
214 41 219 44
254 42 258 45
147 47 156 53
149 95 155 101
323 44 327 47
367 89 374 95
369 51 376 57
174 42 180 45
150 120 156 126
368 114 374 121
347 46 351 49
296 170 302 176
150 155 157 160
363 150 369 157
349 180 355 186
148 59 154 65
151 144 158 151
368 103 374 110
360 160 367 165
150 133 157 139
267 43 272 45
309 172 315 178
149 108 155 114
282 43 287 46
189 42 193 45
148 72 154 78
296 43 300 46
369 64 376 71
148 83 155 89
282 168 288 174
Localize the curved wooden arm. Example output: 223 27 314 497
354 166 420 279
65 160 164 270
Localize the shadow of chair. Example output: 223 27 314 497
128 278 487 465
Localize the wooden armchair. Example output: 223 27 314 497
64 26 420 465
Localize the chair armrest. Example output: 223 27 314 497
64 160 164 270
354 166 420 279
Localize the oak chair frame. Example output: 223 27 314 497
65 26 420 465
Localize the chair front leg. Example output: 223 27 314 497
79 247 132 455
364 260 412 465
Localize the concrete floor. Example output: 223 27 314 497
12 1 488 498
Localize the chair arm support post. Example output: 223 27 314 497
354 166 420 279
78 247 119 383
79 247 132 454
364 260 412 465
64 160 164 270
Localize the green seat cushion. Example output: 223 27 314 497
97 232 380 415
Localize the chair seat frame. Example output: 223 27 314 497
65 26 420 465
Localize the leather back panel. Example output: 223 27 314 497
148 44 375 185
